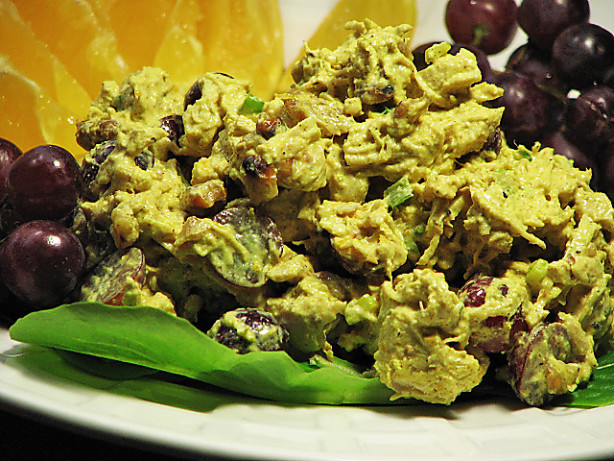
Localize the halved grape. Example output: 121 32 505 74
208 204 283 288
81 141 115 191
160 115 184 146
77 247 146 305
1 220 86 308
459 274 493 307
459 274 529 354
183 80 202 110
507 321 591 406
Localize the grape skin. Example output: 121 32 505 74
552 23 614 89
517 0 590 51
445 0 518 55
0 138 22 201
7 144 82 221
1 220 85 308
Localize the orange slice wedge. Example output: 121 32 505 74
87 0 176 75
0 1 91 117
195 0 284 99
277 0 417 91
153 0 206 91
10 0 129 99
0 58 83 157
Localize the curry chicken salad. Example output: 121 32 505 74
70 20 614 407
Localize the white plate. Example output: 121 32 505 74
3 1 614 460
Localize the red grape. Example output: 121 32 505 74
505 43 568 95
1 220 86 308
488 72 552 146
412 41 439 71
517 0 590 51
445 0 518 55
564 86 614 152
552 23 614 89
77 248 145 305
7 144 82 221
0 138 22 202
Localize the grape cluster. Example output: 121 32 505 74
0 138 86 321
424 0 614 199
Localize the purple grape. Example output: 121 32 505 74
0 138 22 202
208 204 283 288
77 248 145 306
1 220 86 308
552 23 614 89
505 43 567 95
445 0 518 55
517 0 590 51
488 72 552 146
7 144 82 221
564 86 614 153
412 41 440 71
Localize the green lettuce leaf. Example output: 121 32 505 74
554 350 614 408
9 302 406 405
9 302 614 408
4 345 261 412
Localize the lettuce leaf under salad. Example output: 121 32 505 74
7 301 614 408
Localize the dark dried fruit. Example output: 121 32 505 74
184 81 202 110
207 307 289 354
134 150 154 171
160 115 184 146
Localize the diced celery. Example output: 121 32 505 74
526 258 548 292
384 176 413 209
239 93 265 114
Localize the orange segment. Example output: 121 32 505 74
152 0 284 98
154 0 205 91
1 0 285 161
88 0 177 74
0 1 91 118
278 0 417 91
0 58 84 157
0 62 45 151
10 0 129 98
195 0 284 99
